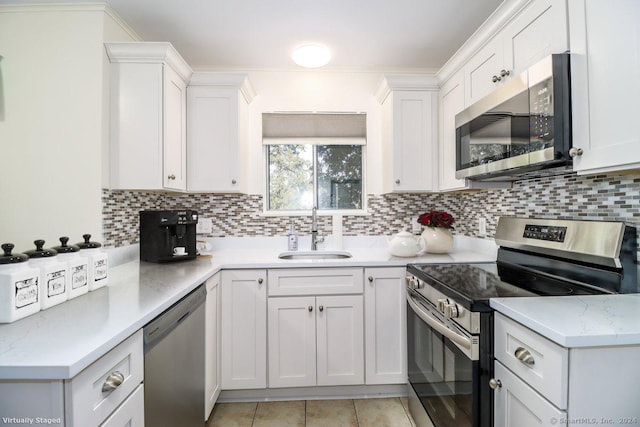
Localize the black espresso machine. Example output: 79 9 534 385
140 210 198 263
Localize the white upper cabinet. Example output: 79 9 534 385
377 76 439 193
187 73 255 193
463 0 568 106
569 0 640 175
106 42 192 191
438 71 467 192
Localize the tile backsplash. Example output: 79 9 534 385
103 172 640 249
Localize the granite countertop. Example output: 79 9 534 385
491 294 640 348
0 236 497 380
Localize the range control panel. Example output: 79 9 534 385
523 224 567 242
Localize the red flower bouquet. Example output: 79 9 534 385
417 210 455 229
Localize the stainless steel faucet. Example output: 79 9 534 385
311 206 324 250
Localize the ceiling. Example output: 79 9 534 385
4 0 505 72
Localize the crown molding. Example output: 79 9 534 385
189 72 256 104
375 74 439 104
104 42 193 82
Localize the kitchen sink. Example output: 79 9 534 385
278 250 353 260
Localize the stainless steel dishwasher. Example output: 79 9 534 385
144 284 206 427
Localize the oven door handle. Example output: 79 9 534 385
407 294 472 350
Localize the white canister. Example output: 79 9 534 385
0 243 41 323
24 240 68 310
76 234 108 291
53 237 88 300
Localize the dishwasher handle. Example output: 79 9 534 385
143 284 206 353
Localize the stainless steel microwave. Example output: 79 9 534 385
455 54 572 181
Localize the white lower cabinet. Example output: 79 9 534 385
221 269 267 390
267 295 364 388
0 330 144 426
493 361 565 427
205 273 221 419
364 267 407 385
100 384 145 427
493 312 640 427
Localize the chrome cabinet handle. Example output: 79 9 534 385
231 179 237 184
368 276 373 282
514 347 535 366
308 305 313 312
569 147 584 158
500 69 510 77
489 378 502 389
319 305 324 312
492 75 501 83
257 278 263 285
167 174 176 180
102 371 125 393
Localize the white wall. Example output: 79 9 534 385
0 5 134 251
244 71 385 195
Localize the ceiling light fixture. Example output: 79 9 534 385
292 44 331 68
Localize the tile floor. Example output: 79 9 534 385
206 397 416 427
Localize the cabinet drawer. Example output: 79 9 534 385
494 313 568 409
268 268 363 296
100 384 144 427
65 330 144 426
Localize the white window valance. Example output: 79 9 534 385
262 112 366 145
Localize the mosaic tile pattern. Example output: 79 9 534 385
102 172 640 252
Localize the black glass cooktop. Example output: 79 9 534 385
407 262 609 312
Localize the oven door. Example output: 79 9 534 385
407 290 480 427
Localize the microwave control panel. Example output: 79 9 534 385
530 78 553 142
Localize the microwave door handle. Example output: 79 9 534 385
407 295 472 350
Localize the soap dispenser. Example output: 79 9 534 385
287 224 299 251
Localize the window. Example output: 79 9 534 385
263 113 366 212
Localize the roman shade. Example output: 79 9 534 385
262 112 366 145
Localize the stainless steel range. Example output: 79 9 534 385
405 217 637 427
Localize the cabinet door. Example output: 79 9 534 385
464 36 505 106
438 71 467 191
268 296 317 388
364 268 407 385
316 295 364 386
163 64 187 191
502 0 568 77
100 384 145 427
389 91 437 192
186 86 243 192
493 361 566 427
205 273 221 420
110 63 164 190
569 0 640 174
221 270 267 389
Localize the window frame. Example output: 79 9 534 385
263 142 368 216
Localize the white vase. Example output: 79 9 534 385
421 227 454 254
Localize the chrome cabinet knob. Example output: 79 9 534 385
308 305 313 312
368 276 374 282
500 69 510 77
102 371 125 393
395 179 400 185
167 174 176 180
514 347 535 366
569 147 584 158
231 179 237 184
319 305 324 312
489 378 502 389
492 75 501 83
258 278 264 285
